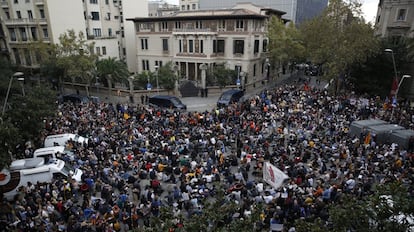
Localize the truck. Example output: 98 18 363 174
33 146 76 161
0 157 83 201
349 119 388 137
44 133 88 147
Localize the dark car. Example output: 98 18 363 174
217 89 244 107
58 94 90 104
148 95 187 110
305 64 321 76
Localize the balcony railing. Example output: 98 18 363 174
388 21 410 29
35 0 44 5
172 28 216 35
0 48 9 54
4 18 47 25
1 1 8 7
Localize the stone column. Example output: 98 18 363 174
199 63 207 97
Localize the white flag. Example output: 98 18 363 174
263 162 289 189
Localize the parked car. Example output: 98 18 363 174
305 64 321 76
148 95 187 110
217 89 244 107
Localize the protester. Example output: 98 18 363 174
1 78 413 232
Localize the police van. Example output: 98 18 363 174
0 158 83 201
44 133 88 147
33 146 76 161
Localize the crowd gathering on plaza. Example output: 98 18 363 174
1 77 414 232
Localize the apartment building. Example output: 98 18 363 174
148 0 179 17
0 18 8 60
374 0 414 38
128 3 285 86
374 0 414 99
198 0 327 25
0 0 147 73
179 0 199 11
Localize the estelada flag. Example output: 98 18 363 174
390 76 399 97
263 162 289 189
364 132 371 145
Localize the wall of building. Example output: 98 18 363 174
199 0 296 23
295 0 328 25
375 0 414 38
93 38 119 59
46 0 85 43
179 0 199 11
0 0 147 72
124 0 148 73
133 15 271 85
374 1 414 99
199 0 328 25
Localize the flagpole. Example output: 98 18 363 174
384 49 398 84
390 75 411 121
384 49 399 122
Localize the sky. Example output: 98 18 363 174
162 0 379 23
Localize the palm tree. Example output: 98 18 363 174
96 57 129 96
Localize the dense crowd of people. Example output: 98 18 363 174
1 78 413 232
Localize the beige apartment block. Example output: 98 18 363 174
128 3 286 87
148 0 179 17
375 0 414 38
179 0 199 11
0 0 147 73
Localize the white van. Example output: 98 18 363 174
33 146 76 161
0 158 83 201
44 133 88 147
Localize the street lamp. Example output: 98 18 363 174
95 76 100 95
146 75 152 91
172 65 179 95
391 74 411 121
240 71 246 91
395 74 412 101
154 65 159 94
384 49 398 82
265 58 270 81
236 62 241 87
2 72 24 116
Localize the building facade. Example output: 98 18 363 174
198 0 327 25
374 0 414 99
148 0 179 17
179 0 199 11
0 0 147 73
0 18 9 60
128 4 285 87
374 0 414 38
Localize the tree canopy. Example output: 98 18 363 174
96 57 129 95
209 63 237 88
0 60 57 169
299 0 379 93
157 62 178 92
295 183 414 232
56 30 97 86
267 16 305 71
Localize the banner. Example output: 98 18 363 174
263 162 289 189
